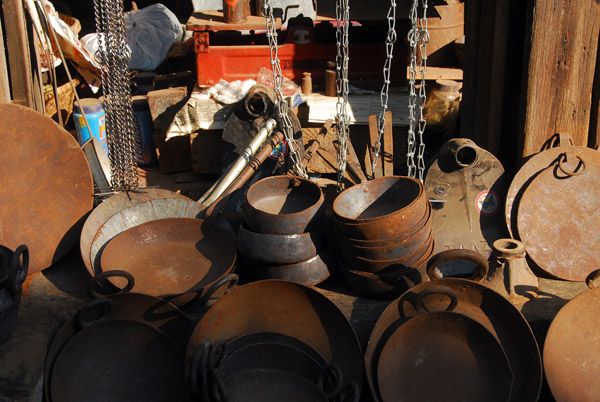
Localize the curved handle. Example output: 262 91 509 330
586 270 600 290
74 298 114 330
317 363 344 400
209 340 229 402
8 245 29 296
189 339 211 400
199 274 239 308
339 382 360 402
88 270 135 299
426 249 488 282
557 152 586 177
415 286 459 313
0 248 8 286
541 132 574 151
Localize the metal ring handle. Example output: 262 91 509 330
557 152 586 177
209 341 229 402
199 273 239 308
74 298 114 330
189 339 211 399
492 238 526 257
415 286 459 313
339 381 360 402
586 270 600 289
426 249 488 282
8 245 29 296
317 363 344 400
88 270 135 299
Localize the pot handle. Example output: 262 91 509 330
586 270 600 289
414 286 459 313
426 249 488 282
74 298 114 330
88 270 135 298
0 248 8 285
189 339 211 401
317 363 344 400
8 245 29 296
199 274 239 308
209 340 229 402
338 381 360 402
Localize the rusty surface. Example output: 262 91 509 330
50 319 188 402
303 120 333 169
243 175 325 235
517 159 600 281
0 104 94 274
237 225 322 265
337 220 432 262
250 235 334 286
185 280 363 391
80 188 197 275
339 235 434 273
99 218 236 298
364 277 541 402
377 311 513 402
44 293 193 402
425 138 508 260
505 135 600 237
543 276 600 402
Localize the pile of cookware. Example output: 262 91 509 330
237 175 332 286
364 250 542 402
333 176 434 299
0 245 28 344
185 280 363 402
44 274 195 402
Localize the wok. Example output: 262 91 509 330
364 249 541 402
185 280 363 392
98 218 237 301
377 311 513 402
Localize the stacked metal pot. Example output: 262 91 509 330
237 175 332 286
333 176 434 299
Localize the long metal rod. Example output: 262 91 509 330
198 117 277 206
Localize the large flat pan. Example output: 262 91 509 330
186 280 363 391
0 104 94 274
365 278 541 402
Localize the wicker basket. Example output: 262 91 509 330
58 12 81 35
44 78 80 126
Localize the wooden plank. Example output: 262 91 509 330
345 140 367 183
590 32 600 150
405 66 463 81
519 0 600 158
382 110 394 176
2 0 34 107
368 115 383 178
0 17 11 103
316 149 357 185
187 10 280 31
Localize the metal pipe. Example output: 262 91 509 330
199 117 277 206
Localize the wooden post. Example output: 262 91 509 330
590 31 600 150
519 0 600 158
0 16 11 103
2 0 34 107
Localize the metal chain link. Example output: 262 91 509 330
407 0 428 181
262 2 308 178
371 0 397 178
94 0 138 191
335 0 350 191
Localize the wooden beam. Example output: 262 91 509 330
406 66 463 81
519 0 600 158
0 14 11 103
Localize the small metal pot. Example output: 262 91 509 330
243 175 325 235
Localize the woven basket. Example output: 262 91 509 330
58 12 81 35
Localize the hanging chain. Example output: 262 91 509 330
262 2 307 178
407 0 428 181
371 0 397 178
335 0 350 191
94 0 138 191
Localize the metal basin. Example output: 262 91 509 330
237 225 322 264
243 175 325 235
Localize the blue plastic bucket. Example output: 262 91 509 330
73 98 107 154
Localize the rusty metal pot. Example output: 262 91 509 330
243 175 325 235
0 245 28 344
364 249 542 402
543 270 600 402
44 280 194 402
98 218 238 304
185 280 363 392
333 176 428 226
376 311 513 402
336 221 432 261
340 235 434 273
237 225 323 264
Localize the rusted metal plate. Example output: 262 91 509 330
517 159 600 281
377 311 513 402
100 218 237 297
506 144 600 238
0 104 93 274
425 138 507 261
543 280 600 402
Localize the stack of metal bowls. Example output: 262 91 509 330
333 176 434 299
237 175 332 286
